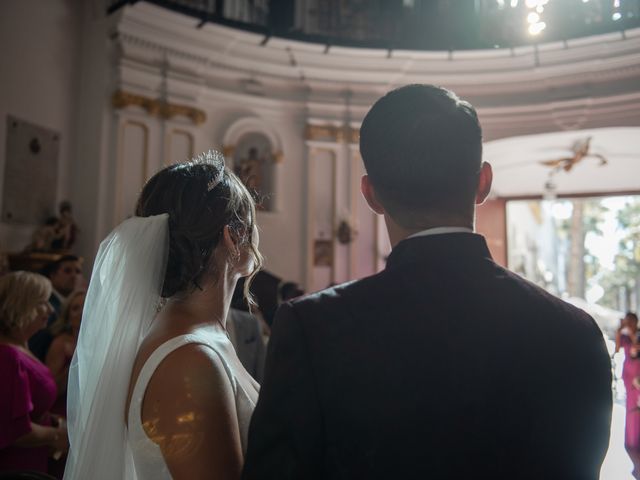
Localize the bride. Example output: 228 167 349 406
64 151 262 479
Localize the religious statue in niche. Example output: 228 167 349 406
232 131 278 211
235 147 267 192
26 201 79 252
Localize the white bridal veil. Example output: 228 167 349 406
64 214 169 479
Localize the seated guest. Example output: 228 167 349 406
46 290 86 416
29 255 83 361
44 291 84 479
232 279 272 338
277 281 305 303
228 308 266 383
0 271 68 475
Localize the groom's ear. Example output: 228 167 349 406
361 175 385 215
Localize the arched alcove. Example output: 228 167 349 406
222 117 284 212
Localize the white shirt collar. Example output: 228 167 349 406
407 226 473 239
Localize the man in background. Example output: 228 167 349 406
228 308 266 383
29 255 82 360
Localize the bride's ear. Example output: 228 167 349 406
222 225 240 260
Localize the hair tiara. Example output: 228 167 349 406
193 150 226 192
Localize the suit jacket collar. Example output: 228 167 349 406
385 232 494 271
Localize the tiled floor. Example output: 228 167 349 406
601 404 636 479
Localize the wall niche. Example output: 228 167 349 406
223 117 283 213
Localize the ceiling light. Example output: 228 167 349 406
511 0 519 7
612 12 622 20
528 12 541 23
525 0 549 7
528 21 547 35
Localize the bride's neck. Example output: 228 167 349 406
165 274 236 331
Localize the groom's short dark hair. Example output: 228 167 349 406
359 84 483 227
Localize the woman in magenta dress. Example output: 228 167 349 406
0 271 68 474
616 312 640 450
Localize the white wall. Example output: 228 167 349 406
0 0 81 251
4 1 636 290
109 94 309 285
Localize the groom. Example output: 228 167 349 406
243 85 612 479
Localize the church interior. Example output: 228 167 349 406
1 0 639 478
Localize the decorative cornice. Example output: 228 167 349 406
114 4 640 137
305 124 339 142
112 90 206 125
116 4 640 99
305 124 359 144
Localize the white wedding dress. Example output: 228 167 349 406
64 214 257 480
127 330 258 479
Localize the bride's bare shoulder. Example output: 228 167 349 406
125 317 228 426
144 341 232 403
136 340 243 479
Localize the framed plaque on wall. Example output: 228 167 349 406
2 115 59 224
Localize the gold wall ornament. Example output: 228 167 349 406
112 90 207 125
112 91 158 116
305 124 339 142
160 103 207 125
305 123 359 144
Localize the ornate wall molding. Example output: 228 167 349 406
305 124 359 144
112 90 206 125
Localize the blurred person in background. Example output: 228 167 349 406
616 312 640 450
45 290 85 477
227 308 266 383
0 271 68 475
46 291 86 414
29 255 83 361
277 281 305 303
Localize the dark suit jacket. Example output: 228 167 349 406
243 233 612 480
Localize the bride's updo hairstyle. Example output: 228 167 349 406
135 150 262 303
